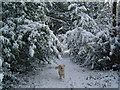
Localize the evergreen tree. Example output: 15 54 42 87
63 2 120 70
1 2 63 88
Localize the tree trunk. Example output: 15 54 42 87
118 1 120 27
110 0 120 68
112 1 117 37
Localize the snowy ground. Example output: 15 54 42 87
16 56 118 88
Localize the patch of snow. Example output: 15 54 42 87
29 44 36 57
68 3 77 10
78 6 87 11
0 73 3 82
13 41 19 49
110 44 116 56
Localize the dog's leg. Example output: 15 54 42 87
63 74 65 78
60 75 62 79
59 71 62 79
59 74 62 79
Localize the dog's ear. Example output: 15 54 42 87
63 64 65 67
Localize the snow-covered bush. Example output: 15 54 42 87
0 57 3 89
2 61 18 89
1 2 63 89
64 3 98 68
44 2 72 35
68 3 99 34
64 27 96 67
1 21 62 89
64 2 120 70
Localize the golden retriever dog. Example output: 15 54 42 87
55 64 65 79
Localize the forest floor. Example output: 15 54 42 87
16 56 118 88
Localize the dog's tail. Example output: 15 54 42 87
54 66 58 69
47 65 58 69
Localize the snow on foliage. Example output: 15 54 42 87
48 30 63 59
62 2 119 70
78 6 87 11
68 3 77 10
1 2 120 89
1 2 64 88
68 3 99 34
29 44 36 57
0 57 3 89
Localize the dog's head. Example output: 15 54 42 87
55 64 65 70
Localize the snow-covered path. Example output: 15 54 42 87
17 57 118 88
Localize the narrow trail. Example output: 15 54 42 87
17 56 118 88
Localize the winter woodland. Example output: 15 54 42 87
0 1 120 89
